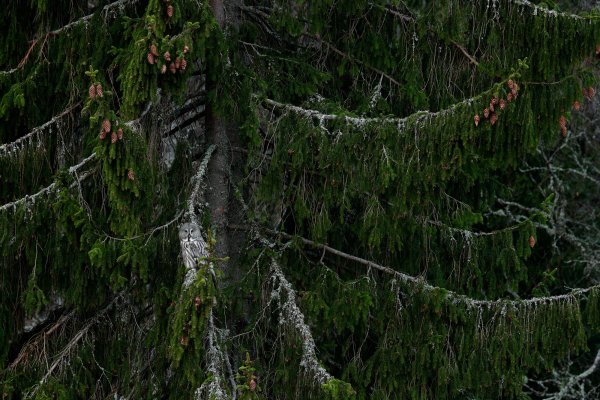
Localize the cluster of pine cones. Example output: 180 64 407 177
146 43 189 75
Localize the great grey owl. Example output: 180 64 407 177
179 222 211 287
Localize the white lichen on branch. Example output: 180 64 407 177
195 308 233 400
269 258 333 385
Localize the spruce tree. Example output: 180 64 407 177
2 0 600 398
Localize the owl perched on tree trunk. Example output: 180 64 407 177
178 222 214 288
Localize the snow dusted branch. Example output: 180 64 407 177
195 308 234 400
0 152 97 213
0 103 80 159
269 258 333 385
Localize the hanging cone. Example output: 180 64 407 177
96 84 103 97
183 45 189 54
529 235 536 248
164 51 171 62
150 43 159 56
147 53 155 65
180 58 187 71
88 84 96 99
490 113 498 125
170 62 176 74
117 128 123 140
559 115 566 128
99 130 106 140
474 114 480 127
161 64 167 74
167 5 174 17
111 132 117 144
499 98 506 110
483 108 489 119
102 119 111 133
127 170 135 181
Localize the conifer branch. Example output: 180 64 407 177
0 103 80 158
0 152 97 213
24 293 123 399
0 0 140 74
188 145 217 224
511 0 589 20
525 350 600 399
255 227 600 308
195 308 234 400
51 0 140 35
419 216 532 238
262 78 505 129
551 350 600 399
9 310 76 370
269 258 334 385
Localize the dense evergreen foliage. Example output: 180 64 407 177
2 0 600 399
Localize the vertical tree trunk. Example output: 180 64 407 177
206 0 239 284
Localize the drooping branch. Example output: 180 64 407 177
9 310 76 370
252 226 600 308
269 258 334 385
0 152 97 213
511 0 588 20
0 0 140 74
23 293 123 399
0 103 80 159
195 308 234 400
262 75 512 129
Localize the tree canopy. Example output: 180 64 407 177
2 0 600 399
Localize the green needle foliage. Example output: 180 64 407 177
1 0 600 399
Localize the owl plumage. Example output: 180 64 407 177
179 222 213 287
